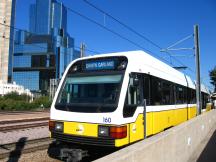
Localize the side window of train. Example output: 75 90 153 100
151 77 162 105
123 73 142 118
164 81 174 105
176 85 184 104
190 89 196 104
175 85 187 104
201 92 207 109
188 88 192 104
151 77 172 105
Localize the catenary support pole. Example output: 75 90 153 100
194 25 202 115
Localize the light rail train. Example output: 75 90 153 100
49 51 212 160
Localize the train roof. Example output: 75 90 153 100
72 50 188 87
201 84 210 94
70 50 209 91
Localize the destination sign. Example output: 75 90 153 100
85 60 115 71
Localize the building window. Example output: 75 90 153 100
32 55 47 67
13 71 39 91
13 55 31 67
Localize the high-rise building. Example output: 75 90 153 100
29 0 67 35
13 0 80 94
0 0 16 83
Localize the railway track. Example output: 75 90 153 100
0 112 54 161
0 117 49 132
0 116 112 161
0 137 52 160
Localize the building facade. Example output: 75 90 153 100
13 0 80 94
0 80 32 98
0 0 16 83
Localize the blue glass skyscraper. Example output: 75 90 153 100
13 0 80 93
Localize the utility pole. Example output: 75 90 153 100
80 43 86 57
194 25 202 115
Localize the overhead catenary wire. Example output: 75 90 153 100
82 0 161 49
1 5 194 75
166 34 194 50
56 3 178 67
81 0 196 74
4 1 192 74
0 33 189 83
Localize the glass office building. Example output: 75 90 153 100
13 0 80 93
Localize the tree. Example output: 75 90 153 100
209 66 216 92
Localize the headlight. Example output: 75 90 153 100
55 122 63 132
98 126 109 137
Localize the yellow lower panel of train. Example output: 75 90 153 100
206 103 212 112
64 121 130 147
114 124 130 147
113 107 198 146
188 106 197 119
129 114 144 143
61 107 197 147
150 108 187 135
144 107 197 136
64 122 98 137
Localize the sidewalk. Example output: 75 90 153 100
197 130 216 162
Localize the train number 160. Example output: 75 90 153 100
103 117 111 123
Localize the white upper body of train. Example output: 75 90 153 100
50 50 210 125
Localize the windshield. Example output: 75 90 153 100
55 74 123 113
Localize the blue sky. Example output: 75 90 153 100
15 0 216 90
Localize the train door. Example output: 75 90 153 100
123 73 144 143
123 73 152 142
123 73 143 118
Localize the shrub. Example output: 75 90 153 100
32 96 52 108
0 93 52 111
4 92 30 102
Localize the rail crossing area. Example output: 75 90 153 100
0 110 216 162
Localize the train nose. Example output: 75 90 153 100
64 122 98 137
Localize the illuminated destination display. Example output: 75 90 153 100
85 60 115 71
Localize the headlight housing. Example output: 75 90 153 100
98 126 109 137
55 122 63 132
